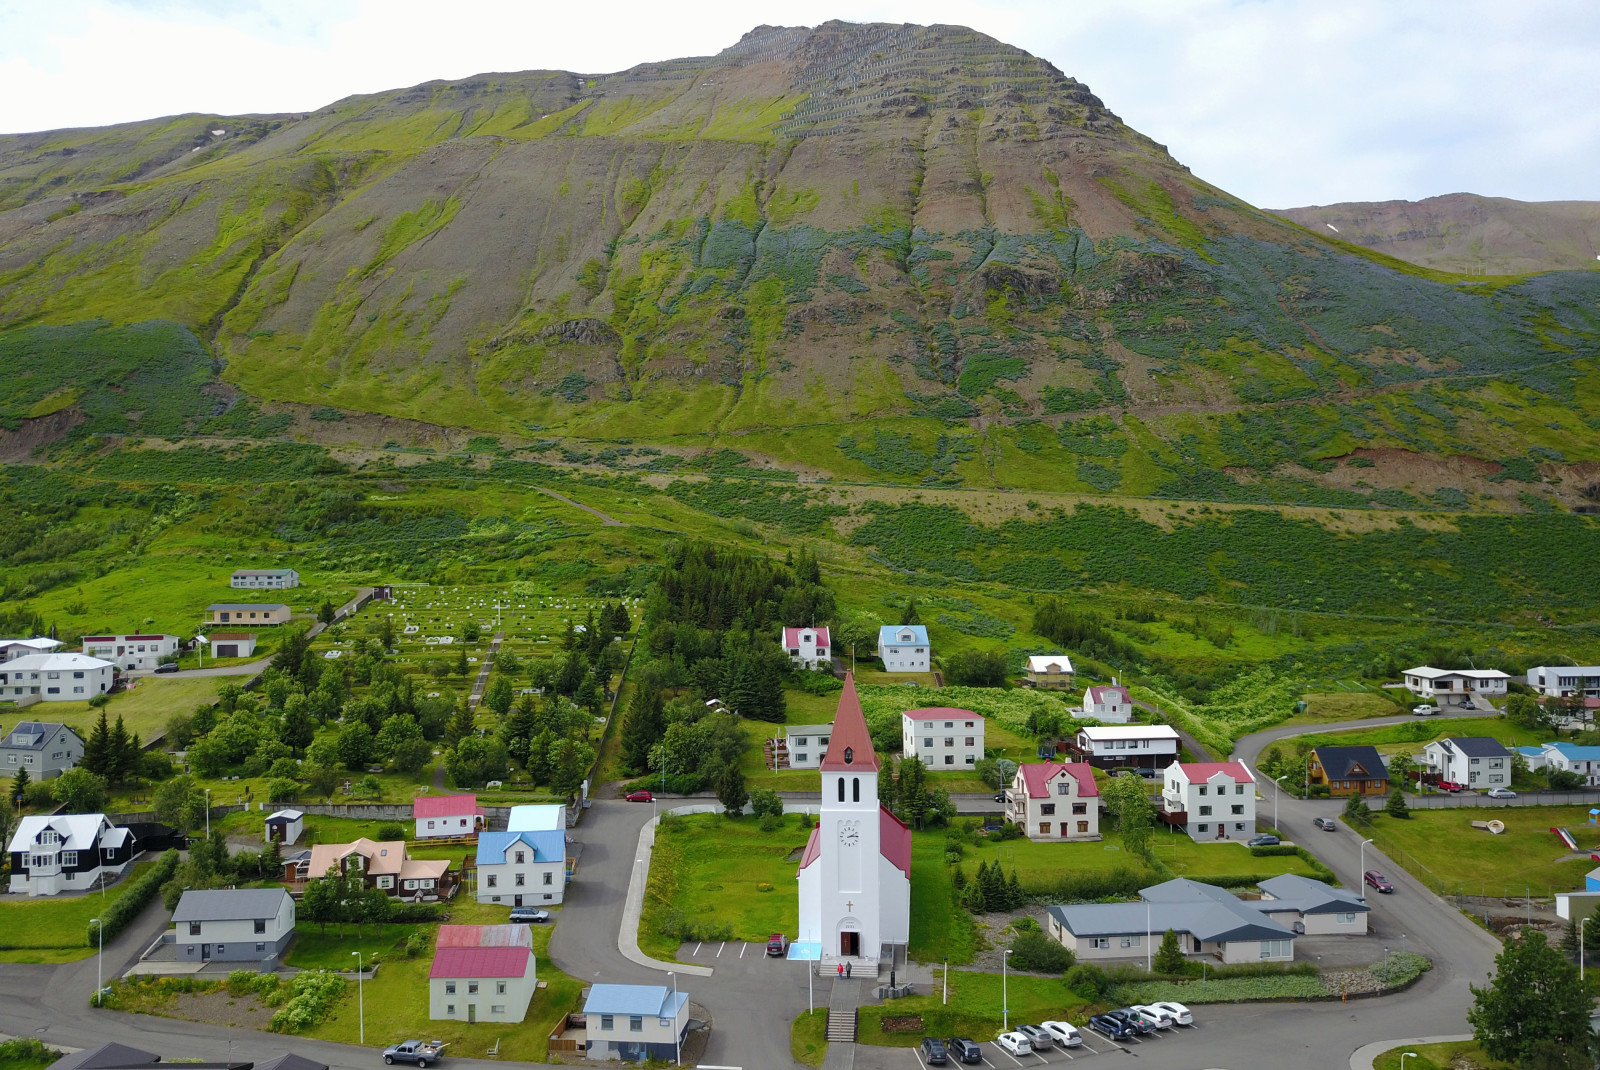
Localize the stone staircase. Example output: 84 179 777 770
825 1007 858 1042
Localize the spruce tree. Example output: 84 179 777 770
447 699 477 744
1384 786 1410 819
11 767 29 808
83 709 111 777
1006 869 1025 910
717 766 749 816
1154 929 1187 974
621 688 663 776
983 862 1006 912
962 878 987 914
900 598 921 626
878 760 899 815
106 715 131 783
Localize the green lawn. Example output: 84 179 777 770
1361 806 1598 897
33 675 231 745
955 827 1317 890
1291 715 1543 757
857 970 1087 1045
909 831 975 964
0 860 156 955
283 928 414 970
791 1008 828 1068
1281 691 1406 726
1371 1040 1505 1070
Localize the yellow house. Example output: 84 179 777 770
205 603 292 626
1025 655 1076 690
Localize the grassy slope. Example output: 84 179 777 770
1361 805 1598 897
0 860 155 955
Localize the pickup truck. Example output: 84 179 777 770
383 1040 446 1066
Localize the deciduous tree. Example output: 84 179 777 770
1469 930 1596 1066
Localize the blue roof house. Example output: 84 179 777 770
582 984 690 1062
877 624 930 673
475 829 568 906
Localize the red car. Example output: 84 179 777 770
1364 869 1395 893
1437 781 1466 793
626 790 653 802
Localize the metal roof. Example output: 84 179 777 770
173 888 292 922
1437 737 1511 759
476 829 565 865
506 803 566 831
584 984 687 1017
1049 878 1297 944
428 946 531 979
1255 874 1370 915
878 624 929 645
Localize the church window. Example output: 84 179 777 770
852 778 860 802
837 778 845 802
843 747 854 765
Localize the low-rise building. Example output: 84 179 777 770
205 603 292 627
208 632 258 659
1306 745 1390 797
581 983 691 1062
1540 742 1600 787
0 652 114 702
1081 679 1133 723
1047 877 1297 964
303 838 457 900
782 626 832 670
877 625 929 673
1254 874 1370 935
1072 724 1180 774
231 568 300 589
1161 761 1256 841
1421 737 1511 789
0 637 62 665
1527 665 1600 700
476 829 568 906
767 723 832 770
7 814 139 896
171 888 296 963
1403 665 1510 707
429 924 537 1023
1024 655 1075 690
1009 762 1100 841
901 708 984 769
264 809 304 846
414 793 485 839
80 634 179 672
0 721 85 780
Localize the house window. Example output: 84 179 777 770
1336 912 1357 924
446 982 457 994
468 982 479 994
1235 823 1245 831
1041 804 1056 816
1260 939 1291 958
516 851 525 864
630 1016 643 1032
256 943 266 952
965 755 976 765
1038 822 1050 835
1120 935 1141 948
496 981 507 995
1198 823 1209 832
515 873 525 886
61 851 77 867
796 754 807 763
600 1015 614 1031
1198 806 1212 816
1198 786 1207 795
1236 785 1245 794
254 919 267 934
1071 801 1088 815
1078 821 1089 833
1057 783 1070 795
487 875 498 888
965 737 975 746
189 922 202 936
447 1005 455 1016
1091 938 1110 949
491 1005 505 1015
543 872 553 885
796 737 808 747
428 820 436 829
944 755 953 765
216 946 225 954
1231 805 1244 815
943 737 954 747
923 737 933 748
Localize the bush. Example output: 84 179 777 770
376 822 406 841
269 970 347 1033
1249 844 1298 857
405 932 426 958
0 1038 59 1067
1024 865 1147 901
1064 963 1109 1000
1008 929 1075 973
92 849 179 945
388 903 444 924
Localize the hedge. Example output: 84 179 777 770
90 849 179 946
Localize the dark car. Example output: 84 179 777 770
1089 1014 1134 1040
154 662 180 674
992 792 1007 803
1364 869 1395 893
919 1037 949 1065
945 1038 982 1064
508 908 550 924
625 790 653 802
766 933 789 957
1247 834 1280 847
1108 1008 1155 1035
1313 816 1336 831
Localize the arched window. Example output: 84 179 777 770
852 778 860 802
837 777 845 802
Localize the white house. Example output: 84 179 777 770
782 626 832 670
877 625 930 673
1403 665 1510 708
1047 878 1297 964
0 721 86 780
796 674 912 966
1009 762 1100 841
171 888 296 962
0 652 113 702
231 568 300 589
264 809 304 846
1421 737 1511 789
208 632 258 659
1254 874 1370 935
475 830 567 906
80 634 179 672
1527 666 1600 700
1161 761 1256 842
1082 680 1133 723
506 803 566 832
770 723 832 770
1073 724 1180 775
1540 743 1600 787
1025 655 1075 690
582 984 690 1062
429 924 537 1023
7 814 140 896
414 794 484 839
900 708 984 769
0 637 62 665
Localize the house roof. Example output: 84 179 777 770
1544 742 1600 761
205 603 290 612
1026 655 1074 673
1079 725 1180 742
798 825 822 870
253 1055 329 1070
173 888 291 922
506 803 566 831
584 983 689 1018
436 923 533 948
1254 874 1370 916
0 636 62 652
1404 665 1510 680
232 568 297 576
878 624 928 646
307 838 408 878
782 626 832 647
1048 878 1295 944
8 813 109 853
1016 761 1099 799
266 809 303 822
784 723 833 738
1085 684 1130 706
414 793 478 818
901 707 983 725
81 634 175 643
207 632 256 641
0 720 79 750
1169 761 1255 785
46 1042 164 1069
819 673 879 772
476 829 566 865
1517 746 1546 758
1310 745 1388 781
428 946 532 979
1436 737 1511 759
1 652 113 673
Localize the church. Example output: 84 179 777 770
796 673 912 965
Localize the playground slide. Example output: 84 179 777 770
1554 827 1579 850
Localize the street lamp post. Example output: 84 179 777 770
1002 949 1013 1032
1583 916 1590 982
1360 837 1374 881
668 971 680 1066
351 951 365 1045
1400 1053 1419 1070
943 958 948 1005
1145 899 1152 972
1274 775 1288 831
90 918 103 1006
204 787 211 840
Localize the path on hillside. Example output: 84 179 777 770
535 485 623 526
466 631 504 708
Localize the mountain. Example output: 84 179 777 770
1274 193 1600 275
2 22 1599 511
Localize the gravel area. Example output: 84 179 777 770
964 908 1053 973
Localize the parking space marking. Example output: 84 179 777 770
996 1047 1027 1067
716 941 725 957
739 942 746 958
981 1057 998 1068
693 942 703 955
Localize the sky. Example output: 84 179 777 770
0 0 1595 208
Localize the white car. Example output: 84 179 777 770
1412 704 1440 716
1486 787 1517 799
1151 1000 1193 1026
1132 1004 1174 1029
996 1032 1033 1056
1041 1021 1083 1047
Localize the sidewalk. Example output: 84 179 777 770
1349 1035 1471 1070
619 812 713 978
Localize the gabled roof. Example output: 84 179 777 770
1016 761 1099 799
1085 684 1130 706
436 923 533 948
0 720 79 750
1255 874 1370 915
1026 655 1074 673
0 636 62 652
584 983 688 1018
506 803 566 831
1079 725 1180 742
1 652 113 673
782 626 832 647
881 807 912 876
1436 737 1511 759
1404 665 1510 680
429 946 532 979
1544 741 1600 761
476 829 565 865
307 838 407 878
207 631 257 641
819 673 879 772
1169 761 1255 785
232 568 298 576
414 793 478 818
8 813 110 853
266 809 303 822
173 888 291 922
797 825 821 870
46 1042 163 1069
901 706 983 725
1048 878 1295 944
784 723 833 737
254 1056 329 1070
1310 745 1388 781
878 624 928 646
205 603 290 611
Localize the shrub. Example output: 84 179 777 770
0 1038 59 1067
93 849 179 945
270 970 347 1033
405 932 426 958
1009 929 1075 973
376 822 406 841
1064 963 1109 1000
389 903 444 924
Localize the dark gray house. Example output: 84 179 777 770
0 721 86 780
171 888 296 963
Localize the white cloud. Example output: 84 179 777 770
0 0 1593 206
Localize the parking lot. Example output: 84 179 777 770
853 1021 1206 1069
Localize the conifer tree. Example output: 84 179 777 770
83 709 111 776
11 767 29 808
1007 869 1025 910
447 698 477 744
878 759 899 815
1154 929 1187 974
621 687 664 777
1385 786 1410 819
106 714 132 783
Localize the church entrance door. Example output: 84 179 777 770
840 932 860 957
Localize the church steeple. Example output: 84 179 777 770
819 672 879 772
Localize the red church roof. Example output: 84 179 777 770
880 807 911 876
819 673 879 772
